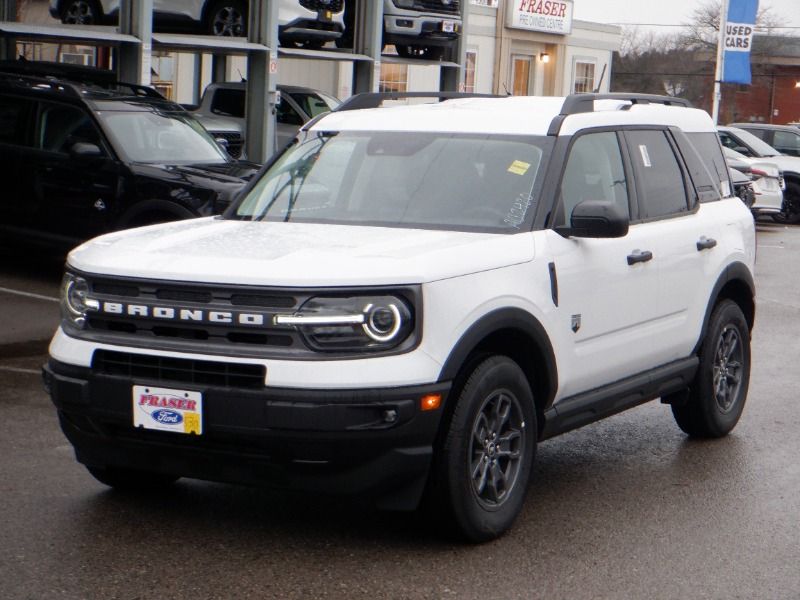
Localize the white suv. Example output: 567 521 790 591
44 93 756 542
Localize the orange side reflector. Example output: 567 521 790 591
420 394 442 412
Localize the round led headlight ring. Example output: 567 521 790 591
64 277 89 317
363 303 402 342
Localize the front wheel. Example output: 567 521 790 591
429 356 536 542
672 299 751 438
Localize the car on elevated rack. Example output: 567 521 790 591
50 0 345 45
44 92 755 542
0 61 260 248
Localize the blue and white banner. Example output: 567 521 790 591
722 0 759 84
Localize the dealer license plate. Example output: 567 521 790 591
133 385 203 435
442 20 456 33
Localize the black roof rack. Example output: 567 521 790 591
336 91 501 112
547 93 693 135
0 59 164 99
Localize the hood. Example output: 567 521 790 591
130 161 260 185
193 113 243 133
68 219 536 287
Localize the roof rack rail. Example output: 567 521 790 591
336 91 500 112
560 93 692 116
0 71 82 99
547 93 693 136
0 60 164 99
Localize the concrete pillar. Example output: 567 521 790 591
117 0 152 85
440 0 468 92
352 0 383 94
245 0 279 162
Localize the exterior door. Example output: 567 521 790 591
511 55 532 96
546 131 662 400
30 101 120 241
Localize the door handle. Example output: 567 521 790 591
697 236 717 251
627 250 653 265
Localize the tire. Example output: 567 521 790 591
206 0 247 37
395 44 445 61
771 182 800 224
87 466 179 490
672 299 751 438
429 356 536 542
60 0 101 25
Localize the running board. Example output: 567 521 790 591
541 357 698 440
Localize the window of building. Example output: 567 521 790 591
573 60 596 94
465 50 477 93
379 63 408 93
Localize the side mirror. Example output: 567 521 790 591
215 137 230 153
733 145 752 156
558 200 629 238
69 142 103 159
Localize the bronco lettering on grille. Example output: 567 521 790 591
97 301 267 326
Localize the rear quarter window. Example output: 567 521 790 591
685 132 733 200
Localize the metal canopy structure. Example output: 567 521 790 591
0 0 468 162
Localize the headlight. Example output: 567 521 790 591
274 295 414 352
60 273 98 329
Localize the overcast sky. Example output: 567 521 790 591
573 0 799 30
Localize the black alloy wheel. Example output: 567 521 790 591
61 0 100 25
672 299 751 438
428 355 536 542
208 0 247 37
771 182 800 224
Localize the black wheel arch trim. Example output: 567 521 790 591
437 307 558 410
694 261 755 355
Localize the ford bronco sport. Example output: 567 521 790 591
44 93 756 542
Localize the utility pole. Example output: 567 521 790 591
712 0 728 124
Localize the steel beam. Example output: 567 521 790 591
118 0 152 85
245 0 279 163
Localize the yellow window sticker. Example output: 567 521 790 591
508 160 531 176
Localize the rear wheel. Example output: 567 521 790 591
771 182 800 224
672 299 750 438
429 356 536 542
60 0 101 24
87 466 179 490
206 0 247 37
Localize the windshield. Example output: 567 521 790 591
725 127 780 157
287 91 340 118
99 110 229 164
231 131 550 232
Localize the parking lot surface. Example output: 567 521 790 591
1 222 799 600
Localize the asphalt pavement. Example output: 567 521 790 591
1 222 799 600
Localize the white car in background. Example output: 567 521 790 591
723 146 784 217
51 0 345 45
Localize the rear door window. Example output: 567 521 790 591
624 130 689 220
773 130 800 157
0 95 34 146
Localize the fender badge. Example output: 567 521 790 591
571 314 581 333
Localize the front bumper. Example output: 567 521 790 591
44 358 450 510
384 12 461 46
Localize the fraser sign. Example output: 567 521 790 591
508 0 573 35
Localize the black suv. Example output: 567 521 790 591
0 62 260 248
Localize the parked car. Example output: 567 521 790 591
50 0 344 45
718 126 800 223
45 92 755 542
729 123 800 158
188 81 341 154
0 62 260 248
338 0 462 60
723 146 784 218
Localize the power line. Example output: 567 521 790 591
605 22 800 29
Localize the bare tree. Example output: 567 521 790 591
680 0 786 54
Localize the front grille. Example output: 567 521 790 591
404 0 460 15
82 277 304 354
210 131 244 159
300 0 344 12
93 350 266 389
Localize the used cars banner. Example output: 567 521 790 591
722 0 759 84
